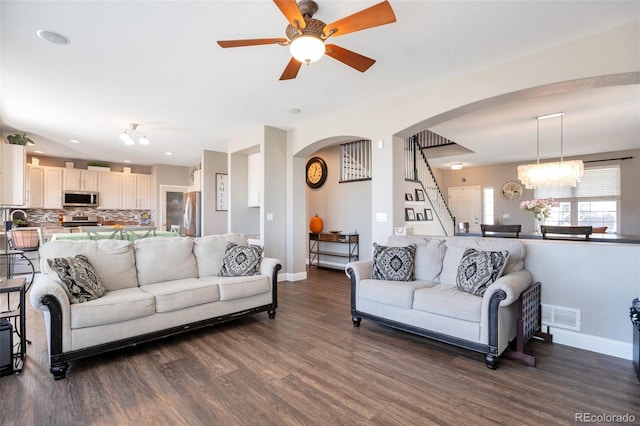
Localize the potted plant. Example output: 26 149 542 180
87 161 111 172
6 133 34 145
12 218 28 227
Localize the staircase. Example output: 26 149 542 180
405 136 456 236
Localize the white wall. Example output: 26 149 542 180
284 22 639 279
522 239 640 359
305 145 373 264
201 149 227 236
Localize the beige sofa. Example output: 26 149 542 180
30 234 281 379
346 235 533 369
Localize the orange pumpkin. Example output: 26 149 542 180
309 214 324 233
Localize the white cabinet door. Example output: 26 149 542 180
63 169 98 191
62 168 81 190
137 174 151 210
44 167 63 209
0 144 26 206
122 174 151 209
247 152 261 207
81 170 98 191
27 165 44 208
98 173 122 209
122 174 137 209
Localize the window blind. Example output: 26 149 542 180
535 165 620 200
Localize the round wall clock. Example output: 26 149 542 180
500 180 525 202
306 157 328 189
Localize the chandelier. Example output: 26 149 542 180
517 112 584 189
119 123 149 146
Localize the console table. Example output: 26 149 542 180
0 277 27 375
308 232 359 269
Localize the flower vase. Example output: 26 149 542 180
536 219 545 235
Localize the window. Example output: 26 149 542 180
536 165 620 232
483 187 494 225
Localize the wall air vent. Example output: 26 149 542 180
541 304 581 331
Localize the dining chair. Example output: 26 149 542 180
80 226 122 240
480 224 522 238
540 225 593 241
122 227 156 241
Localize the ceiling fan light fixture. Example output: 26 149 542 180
289 35 325 64
120 123 150 146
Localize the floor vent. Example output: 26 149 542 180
541 304 581 331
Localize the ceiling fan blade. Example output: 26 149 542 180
217 38 287 48
325 44 376 73
279 57 303 80
273 0 306 30
323 1 396 38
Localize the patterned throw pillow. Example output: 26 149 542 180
456 248 510 296
47 255 106 303
219 243 263 277
371 243 416 281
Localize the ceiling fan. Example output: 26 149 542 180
217 0 396 80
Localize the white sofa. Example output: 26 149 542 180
346 235 534 369
30 234 281 379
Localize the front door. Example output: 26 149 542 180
448 186 482 234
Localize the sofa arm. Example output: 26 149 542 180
30 274 71 314
345 259 373 282
482 269 533 308
29 274 73 357
259 257 281 280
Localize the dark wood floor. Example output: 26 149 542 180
2 267 639 425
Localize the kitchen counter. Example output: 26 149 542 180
455 232 640 244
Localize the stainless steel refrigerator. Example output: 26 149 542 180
182 191 201 237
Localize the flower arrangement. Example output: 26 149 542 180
519 198 559 222
631 298 640 330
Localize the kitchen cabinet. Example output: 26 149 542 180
0 144 25 206
44 167 63 209
122 173 151 210
247 152 261 207
98 172 122 209
26 165 62 209
26 165 44 208
63 168 98 191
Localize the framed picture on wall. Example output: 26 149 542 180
405 208 415 221
405 193 413 201
424 209 433 221
415 189 425 201
416 212 424 221
216 173 228 211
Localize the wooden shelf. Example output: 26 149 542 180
308 233 359 269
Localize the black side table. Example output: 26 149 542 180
0 278 27 375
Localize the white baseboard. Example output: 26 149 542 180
280 271 307 282
546 327 633 360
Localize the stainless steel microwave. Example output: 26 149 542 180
62 191 99 207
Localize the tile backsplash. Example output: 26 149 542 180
11 208 155 234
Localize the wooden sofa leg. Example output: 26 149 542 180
268 309 276 319
352 316 361 327
50 362 69 380
485 354 499 370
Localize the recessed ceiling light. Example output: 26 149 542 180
123 160 131 163
450 163 463 170
36 30 70 45
69 139 80 144
34 150 43 154
165 152 173 156
286 108 302 114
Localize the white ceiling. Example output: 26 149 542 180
1 1 639 168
